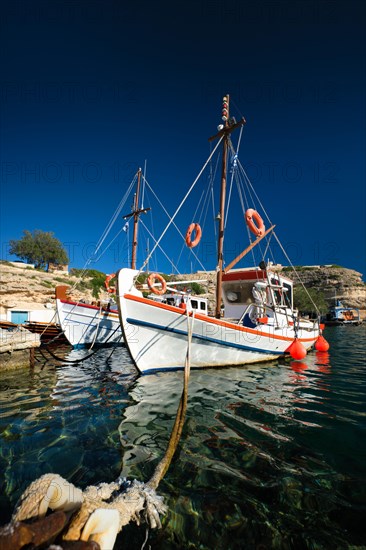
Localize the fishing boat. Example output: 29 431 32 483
55 286 122 347
323 300 363 326
116 95 328 373
55 168 149 348
55 169 206 348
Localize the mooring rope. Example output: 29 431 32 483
148 308 194 490
0 310 194 550
40 324 121 364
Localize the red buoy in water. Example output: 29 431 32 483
286 338 307 360
315 334 330 352
291 361 308 373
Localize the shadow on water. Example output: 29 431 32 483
0 325 365 548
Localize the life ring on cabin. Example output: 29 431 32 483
105 273 116 294
185 223 202 248
147 273 167 295
245 209 265 237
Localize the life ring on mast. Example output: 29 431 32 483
105 273 116 294
147 273 167 295
245 209 265 237
185 223 202 248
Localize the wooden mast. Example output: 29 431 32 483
131 168 142 270
123 168 150 270
209 95 246 318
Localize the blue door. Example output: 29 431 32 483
11 311 28 324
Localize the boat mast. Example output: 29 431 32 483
131 168 142 270
123 168 150 270
209 95 246 318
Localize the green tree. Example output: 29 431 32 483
9 230 69 270
189 282 205 295
293 286 328 315
70 268 107 299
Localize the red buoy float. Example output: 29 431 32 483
286 338 307 360
315 335 330 352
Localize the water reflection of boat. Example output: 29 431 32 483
118 359 333 479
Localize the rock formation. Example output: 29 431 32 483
1 261 365 319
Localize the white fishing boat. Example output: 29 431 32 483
55 169 206 348
116 95 329 373
55 286 122 347
55 168 149 348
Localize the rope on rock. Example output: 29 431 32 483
0 310 194 550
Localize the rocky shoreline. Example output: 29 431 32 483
1 261 365 319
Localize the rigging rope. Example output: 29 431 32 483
138 137 223 278
67 173 137 292
143 178 207 274
231 150 320 314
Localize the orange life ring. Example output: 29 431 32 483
105 273 116 294
245 209 265 237
147 273 167 295
185 223 202 248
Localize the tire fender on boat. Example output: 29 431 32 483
245 209 265 237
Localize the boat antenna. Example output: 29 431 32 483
209 95 246 318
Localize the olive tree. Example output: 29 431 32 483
9 230 69 270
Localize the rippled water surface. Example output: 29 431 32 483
1 326 365 549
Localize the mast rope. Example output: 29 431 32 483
137 137 223 279
232 153 320 313
224 126 244 229
142 178 207 273
67 173 137 292
139 219 181 274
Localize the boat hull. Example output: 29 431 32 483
117 269 319 374
324 319 362 326
56 297 123 347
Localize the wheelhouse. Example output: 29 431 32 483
222 268 293 320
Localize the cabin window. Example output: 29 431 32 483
270 277 282 304
227 291 240 302
200 302 206 311
191 300 198 309
282 282 292 307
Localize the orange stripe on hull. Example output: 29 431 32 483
124 294 316 343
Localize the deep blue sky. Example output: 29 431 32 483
1 1 365 278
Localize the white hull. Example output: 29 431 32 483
117 269 319 374
56 294 123 348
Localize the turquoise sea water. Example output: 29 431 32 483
0 326 365 549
